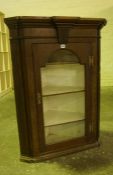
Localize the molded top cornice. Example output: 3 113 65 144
5 16 107 29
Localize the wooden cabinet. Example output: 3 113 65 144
5 16 106 162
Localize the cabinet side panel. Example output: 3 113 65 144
10 38 42 158
10 40 31 156
91 38 100 140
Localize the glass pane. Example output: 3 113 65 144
45 121 85 144
41 63 85 145
41 64 85 95
43 92 85 126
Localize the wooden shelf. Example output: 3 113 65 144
42 86 85 96
45 119 85 127
44 109 85 126
0 69 11 72
0 13 13 94
43 89 85 97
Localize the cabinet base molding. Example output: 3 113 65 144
20 141 100 163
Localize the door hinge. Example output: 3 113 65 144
89 56 94 67
37 92 41 105
89 123 93 133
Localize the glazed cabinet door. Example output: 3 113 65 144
32 41 95 152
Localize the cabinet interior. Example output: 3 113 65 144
41 63 85 144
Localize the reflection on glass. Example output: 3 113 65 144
41 63 85 145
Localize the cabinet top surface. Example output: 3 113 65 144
5 16 107 28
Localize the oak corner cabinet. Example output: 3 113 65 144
5 16 106 162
